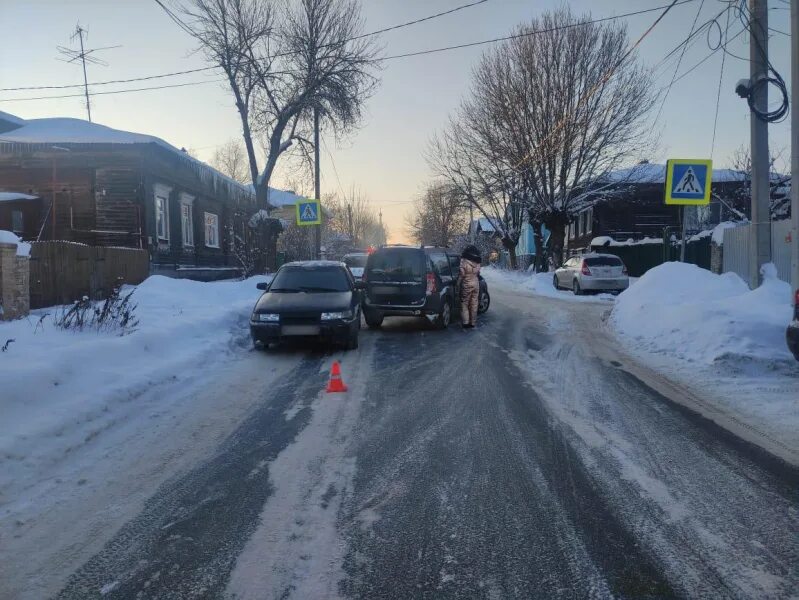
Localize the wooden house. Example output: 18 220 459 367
0 111 259 279
566 163 751 254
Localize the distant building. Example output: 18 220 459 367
566 162 788 255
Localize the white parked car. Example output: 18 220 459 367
553 253 629 295
343 252 368 281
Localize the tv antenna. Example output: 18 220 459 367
56 24 120 122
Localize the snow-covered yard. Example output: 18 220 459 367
0 275 268 486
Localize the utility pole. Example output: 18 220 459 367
791 0 799 292
314 107 321 260
748 0 771 288
790 0 798 297
347 203 354 245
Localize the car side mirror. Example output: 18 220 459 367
256 282 269 291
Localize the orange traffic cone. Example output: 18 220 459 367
326 361 348 393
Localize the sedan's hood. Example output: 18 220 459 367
254 291 352 313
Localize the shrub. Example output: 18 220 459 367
55 287 139 335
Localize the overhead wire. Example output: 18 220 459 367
1 0 698 98
652 0 707 127
0 0 491 92
710 3 732 158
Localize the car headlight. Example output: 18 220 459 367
321 310 353 321
255 313 279 322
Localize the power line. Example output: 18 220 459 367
0 0 491 93
382 0 698 61
0 0 700 104
710 5 732 158
0 78 227 103
653 0 706 127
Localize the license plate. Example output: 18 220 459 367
373 286 401 294
281 325 320 336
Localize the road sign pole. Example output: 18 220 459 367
749 0 771 288
314 107 322 260
680 206 687 262
791 0 798 296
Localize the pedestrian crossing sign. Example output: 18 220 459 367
296 199 322 226
665 159 712 205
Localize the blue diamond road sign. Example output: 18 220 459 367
296 199 321 226
664 159 712 205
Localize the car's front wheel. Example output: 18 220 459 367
553 274 560 290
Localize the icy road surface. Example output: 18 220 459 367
2 282 797 599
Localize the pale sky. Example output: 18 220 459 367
0 0 792 243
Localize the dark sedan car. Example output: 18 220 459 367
250 261 361 350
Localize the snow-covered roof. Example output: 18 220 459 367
602 163 751 185
0 230 31 256
470 217 498 233
0 112 253 200
0 110 26 127
0 191 38 203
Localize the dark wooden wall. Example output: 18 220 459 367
0 143 257 271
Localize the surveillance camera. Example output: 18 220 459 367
735 78 751 99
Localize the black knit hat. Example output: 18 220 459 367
461 245 482 264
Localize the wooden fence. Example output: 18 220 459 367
29 242 149 309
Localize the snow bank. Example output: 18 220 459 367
611 262 793 363
0 192 38 203
0 275 269 464
591 236 663 247
0 230 31 256
483 267 615 303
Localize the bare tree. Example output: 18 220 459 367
325 186 384 248
211 139 250 182
430 8 654 267
406 182 468 247
174 0 379 267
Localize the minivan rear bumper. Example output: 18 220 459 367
363 296 441 317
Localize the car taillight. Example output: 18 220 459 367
581 261 592 276
426 272 437 294
794 289 799 318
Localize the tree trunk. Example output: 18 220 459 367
502 237 518 270
531 219 545 272
543 212 570 269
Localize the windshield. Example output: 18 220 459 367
367 249 426 282
269 266 351 292
344 254 367 268
585 256 623 267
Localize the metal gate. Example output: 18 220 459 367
722 221 792 287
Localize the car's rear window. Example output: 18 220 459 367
344 254 367 268
270 267 350 292
367 249 426 282
585 256 623 267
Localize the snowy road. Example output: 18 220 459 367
3 280 797 599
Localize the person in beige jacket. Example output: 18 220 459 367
459 245 482 328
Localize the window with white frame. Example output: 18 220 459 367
586 208 593 234
11 210 23 235
204 212 219 248
180 194 195 247
154 183 172 242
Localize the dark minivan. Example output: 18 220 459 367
361 246 457 329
